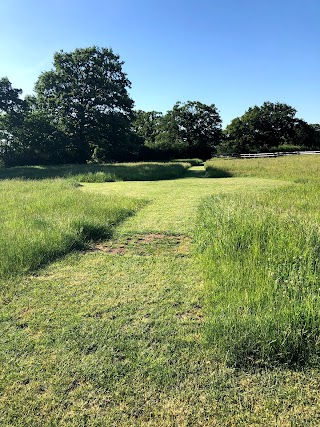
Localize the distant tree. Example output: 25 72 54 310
222 102 316 154
155 101 222 159
132 110 163 147
35 46 135 163
0 81 69 166
0 78 26 164
309 124 320 149
0 77 25 114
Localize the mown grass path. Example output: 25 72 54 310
84 173 283 235
2 172 320 425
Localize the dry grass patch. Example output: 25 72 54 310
89 233 192 256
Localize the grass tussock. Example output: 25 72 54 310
0 162 191 181
0 179 142 278
197 156 320 367
73 171 118 182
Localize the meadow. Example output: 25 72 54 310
0 161 191 181
0 179 143 278
1 157 320 425
199 156 320 367
205 154 320 182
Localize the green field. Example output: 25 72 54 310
1 158 320 425
0 162 191 181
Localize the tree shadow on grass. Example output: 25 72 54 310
0 163 234 181
0 163 190 181
184 168 207 178
184 167 233 179
205 167 233 178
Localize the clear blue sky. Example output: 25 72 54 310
0 0 319 126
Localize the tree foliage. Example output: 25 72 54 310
1 53 320 166
155 101 222 159
0 77 25 115
222 102 318 154
132 110 163 147
35 46 135 162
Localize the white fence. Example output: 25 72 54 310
239 151 320 159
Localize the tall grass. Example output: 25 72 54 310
205 155 320 182
171 158 204 166
0 180 142 278
0 162 191 181
197 156 320 367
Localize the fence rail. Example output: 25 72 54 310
238 151 320 159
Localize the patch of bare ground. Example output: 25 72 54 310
88 233 192 256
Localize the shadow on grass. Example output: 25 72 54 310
0 162 190 182
184 168 207 178
0 163 235 181
205 167 233 178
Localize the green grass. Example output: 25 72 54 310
205 154 320 182
196 188 320 367
2 163 320 425
72 171 118 182
197 156 320 367
171 158 204 166
83 176 284 235
0 161 191 181
0 179 142 278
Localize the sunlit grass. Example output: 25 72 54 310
1 166 320 424
205 154 320 182
197 155 320 367
0 179 142 278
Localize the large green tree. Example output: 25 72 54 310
222 102 317 154
155 101 222 159
35 46 135 162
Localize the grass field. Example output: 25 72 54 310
1 158 320 425
0 161 191 181
200 156 320 367
0 180 142 278
205 154 320 182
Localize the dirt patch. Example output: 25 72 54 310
88 233 192 256
93 244 127 255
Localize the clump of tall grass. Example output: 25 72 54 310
73 171 118 182
0 179 142 278
0 162 191 181
196 184 320 367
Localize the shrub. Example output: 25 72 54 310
270 144 305 152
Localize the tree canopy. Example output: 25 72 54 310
35 46 135 162
1 47 319 166
155 101 222 159
221 102 318 154
132 110 163 148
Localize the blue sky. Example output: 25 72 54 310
0 0 319 126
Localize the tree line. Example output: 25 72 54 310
1 46 319 167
